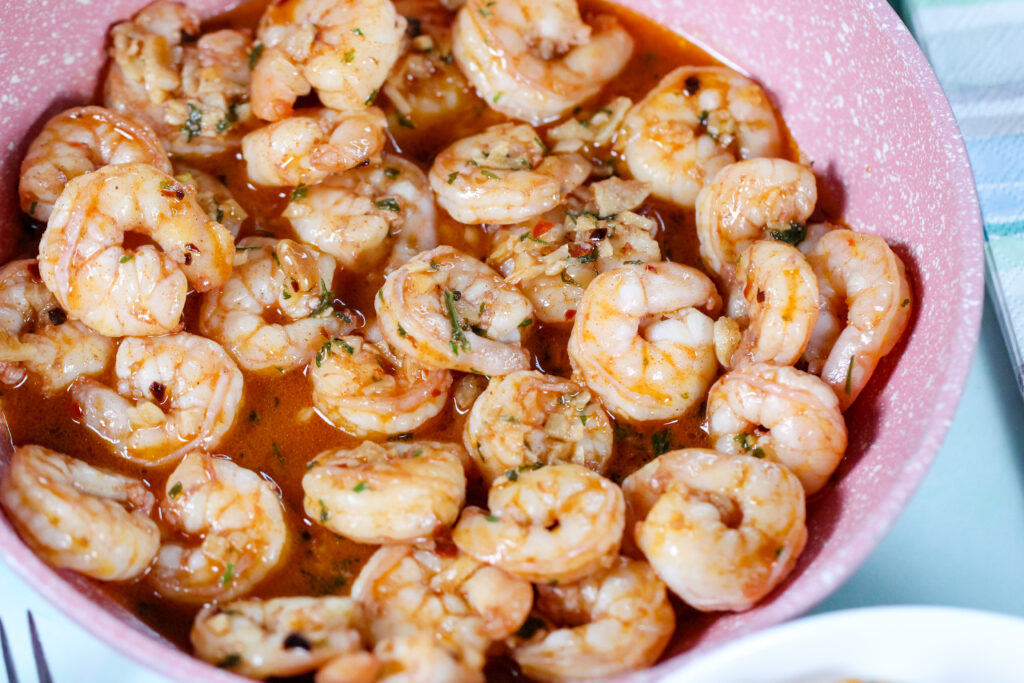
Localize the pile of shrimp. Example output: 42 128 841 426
0 0 913 680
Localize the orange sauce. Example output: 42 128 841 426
0 0 805 677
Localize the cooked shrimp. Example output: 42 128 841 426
695 158 817 289
192 596 367 679
242 107 387 187
488 185 661 324
19 106 171 223
105 2 256 155
0 445 159 581
567 262 721 422
71 333 244 467
512 557 674 682
316 634 476 683
351 544 532 671
37 163 235 337
463 370 613 485
303 441 466 544
452 0 633 125
619 67 783 208
376 246 534 376
728 240 819 368
428 123 590 225
251 0 406 120
453 463 624 583
285 155 437 273
199 238 352 373
0 260 114 395
151 451 288 603
172 163 248 237
804 229 912 410
706 362 847 495
621 448 807 612
310 330 451 438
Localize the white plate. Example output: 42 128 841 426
674 606 1024 683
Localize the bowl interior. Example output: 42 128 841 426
0 0 983 680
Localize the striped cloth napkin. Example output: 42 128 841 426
900 0 1024 388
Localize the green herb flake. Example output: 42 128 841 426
180 103 203 142
344 49 356 63
397 324 408 338
579 412 588 426
28 201 38 215
651 429 672 456
120 254 133 263
775 547 785 558
484 514 499 522
498 415 520 423
365 88 378 105
412 449 423 457
318 498 329 522
305 459 319 471
444 289 471 355
353 481 369 492
770 221 808 246
309 279 336 317
698 109 709 127
375 197 401 212
248 410 260 423
339 340 355 355
383 166 400 179
844 355 855 394
518 317 533 328
470 324 488 337
480 169 500 180
396 112 415 129
493 92 503 104
516 615 546 639
217 653 242 669
315 340 333 368
168 481 183 498
221 562 235 586
290 183 308 202
281 288 292 300
272 442 284 464
447 171 460 184
734 432 753 452
388 432 413 441
352 27 363 35
560 269 580 286
248 42 264 70
901 298 910 308
506 469 519 481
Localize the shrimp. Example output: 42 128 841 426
309 329 452 438
303 441 466 544
512 557 674 682
104 1 256 155
452 0 633 125
803 229 912 410
695 158 817 290
192 596 367 679
351 544 532 672
71 333 244 467
488 181 661 324
37 163 235 337
19 106 171 223
251 0 406 120
567 262 721 423
151 451 288 603
463 370 613 485
0 260 114 395
705 362 847 495
428 123 590 225
619 67 784 209
172 163 248 238
317 634 476 683
727 240 819 368
242 107 387 187
376 246 534 376
199 238 353 373
284 155 437 273
0 445 158 581
453 463 624 583
621 448 807 612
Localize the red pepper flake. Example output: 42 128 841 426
183 252 193 266
565 309 576 321
568 243 594 258
532 220 555 238
150 382 167 403
431 389 442 397
70 402 83 419
186 243 200 253
646 264 657 272
27 262 41 281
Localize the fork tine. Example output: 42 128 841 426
25 614 50 683
0 617 20 683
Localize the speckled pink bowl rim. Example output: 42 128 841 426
0 0 982 681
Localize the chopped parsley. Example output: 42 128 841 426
651 429 672 456
770 221 807 246
447 171 460 184
516 615 546 639
221 562 235 586
217 653 242 669
120 254 133 263
318 499 329 522
375 197 401 212
309 279 336 317
290 184 308 202
343 49 355 63
353 481 369 492
383 166 400 179
248 42 264 70
168 481 183 498
518 317 533 328
845 356 855 394
480 169 500 180
443 289 471 355
181 103 202 142
484 514 499 522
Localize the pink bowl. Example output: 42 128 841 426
0 0 982 680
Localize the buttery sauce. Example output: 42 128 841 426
0 0 803 677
